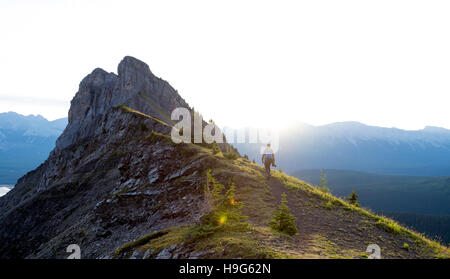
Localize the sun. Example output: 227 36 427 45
219 215 227 225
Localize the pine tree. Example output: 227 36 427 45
192 171 248 240
211 141 220 155
346 189 359 207
215 183 246 226
269 193 298 236
319 169 330 193
206 169 225 204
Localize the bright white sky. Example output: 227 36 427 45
1 0 450 130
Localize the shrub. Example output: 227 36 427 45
403 243 410 251
223 151 239 160
211 142 220 155
223 145 240 160
269 193 298 236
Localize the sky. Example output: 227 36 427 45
1 0 450 130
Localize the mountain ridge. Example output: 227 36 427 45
0 57 448 259
0 111 67 137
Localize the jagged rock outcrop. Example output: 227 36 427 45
0 56 211 259
56 56 188 152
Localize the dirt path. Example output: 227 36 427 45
266 176 327 257
265 174 426 258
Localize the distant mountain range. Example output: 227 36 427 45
4 114 450 181
0 112 67 184
235 121 450 176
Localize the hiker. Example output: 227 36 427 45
262 143 276 178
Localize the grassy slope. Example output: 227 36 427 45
113 105 450 259
293 169 450 245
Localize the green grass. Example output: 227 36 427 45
113 228 173 257
188 228 287 259
115 104 173 128
223 151 239 160
114 225 289 259
139 226 190 252
136 92 173 123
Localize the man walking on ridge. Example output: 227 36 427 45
262 143 276 178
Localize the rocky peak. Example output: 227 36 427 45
56 56 190 151
69 68 117 123
118 56 154 82
113 56 154 108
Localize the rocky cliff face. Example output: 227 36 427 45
0 57 212 259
